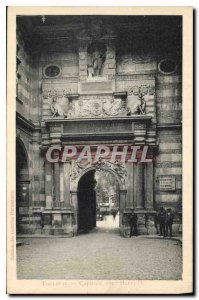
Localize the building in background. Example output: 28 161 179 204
16 15 182 236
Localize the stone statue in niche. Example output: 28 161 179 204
126 90 146 116
51 97 70 118
87 42 106 77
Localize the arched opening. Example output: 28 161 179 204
77 167 121 235
16 139 29 234
95 170 120 231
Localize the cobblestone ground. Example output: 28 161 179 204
17 217 182 280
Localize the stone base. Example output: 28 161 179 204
120 227 130 238
17 224 43 235
120 225 148 237
147 225 157 235
42 226 74 236
42 227 52 235
172 224 181 234
137 225 148 235
178 224 182 233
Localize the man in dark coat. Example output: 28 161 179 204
158 207 166 237
165 208 174 237
128 209 138 237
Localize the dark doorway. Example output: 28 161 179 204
77 170 96 233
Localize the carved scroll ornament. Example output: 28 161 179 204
70 159 127 189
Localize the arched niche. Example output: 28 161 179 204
87 42 106 77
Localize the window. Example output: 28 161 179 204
44 65 61 78
158 59 177 75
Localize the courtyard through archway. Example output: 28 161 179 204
77 168 120 234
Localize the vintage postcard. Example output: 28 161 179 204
7 6 193 294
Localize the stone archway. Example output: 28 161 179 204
70 161 127 236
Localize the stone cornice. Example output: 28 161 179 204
16 112 41 132
43 115 152 125
157 123 182 129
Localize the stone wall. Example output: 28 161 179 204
115 50 182 219
16 32 32 120
154 73 182 228
16 32 45 233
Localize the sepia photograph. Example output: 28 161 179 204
6 6 193 294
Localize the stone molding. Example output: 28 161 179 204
70 160 127 191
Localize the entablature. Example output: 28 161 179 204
41 115 157 148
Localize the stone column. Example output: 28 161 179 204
126 162 134 208
134 163 148 234
31 140 40 208
78 41 88 82
119 189 127 226
135 163 145 209
63 162 71 208
60 164 64 207
71 191 78 235
105 42 116 81
146 162 154 210
45 161 52 209
53 162 60 207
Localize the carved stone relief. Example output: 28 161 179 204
51 98 70 118
70 159 127 190
42 85 154 119
117 53 156 73
70 97 126 118
42 88 72 118
126 91 146 115
42 88 72 99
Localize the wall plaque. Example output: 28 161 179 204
79 80 114 94
159 175 176 191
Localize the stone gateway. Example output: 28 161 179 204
16 15 182 237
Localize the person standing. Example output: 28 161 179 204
158 207 166 237
128 209 138 237
165 208 174 237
